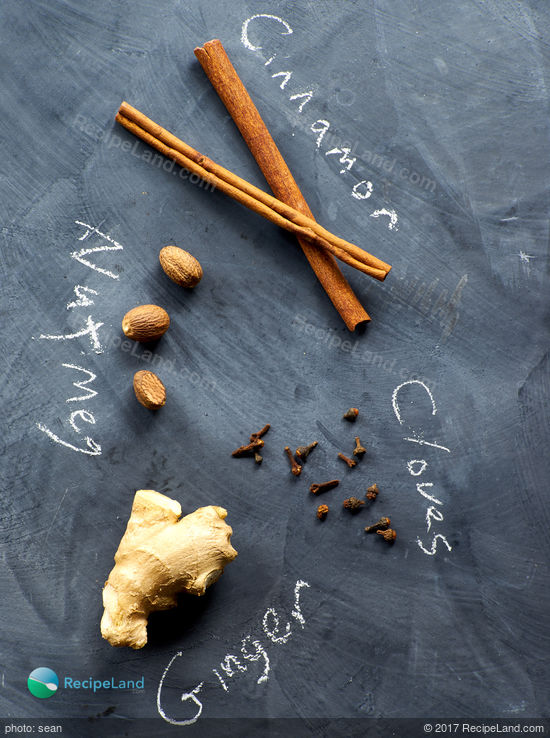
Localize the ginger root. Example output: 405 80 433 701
101 489 237 649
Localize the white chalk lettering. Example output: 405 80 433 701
62 363 98 402
68 409 95 433
407 459 428 476
263 607 292 644
370 207 399 230
36 423 101 456
37 315 104 353
326 146 356 173
219 655 247 678
351 179 373 200
241 14 293 51
241 636 270 684
311 119 331 149
157 651 204 727
158 579 310 725
289 90 314 112
392 381 452 556
392 380 437 426
417 534 452 556
272 70 292 89
291 579 311 627
66 285 98 310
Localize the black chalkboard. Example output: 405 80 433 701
2 1 549 736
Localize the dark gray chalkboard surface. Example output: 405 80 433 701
2 1 549 736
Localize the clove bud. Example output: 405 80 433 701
232 438 264 457
343 407 359 422
284 446 302 476
353 437 366 458
316 504 329 520
342 496 365 512
310 479 340 495
377 528 396 543
366 483 379 500
295 441 318 463
338 452 357 469
365 517 390 533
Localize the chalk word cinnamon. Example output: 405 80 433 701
392 380 452 557
241 13 398 230
35 221 123 456
157 579 310 726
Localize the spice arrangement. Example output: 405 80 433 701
232 409 396 545
102 37 394 649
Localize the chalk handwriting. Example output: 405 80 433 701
392 380 452 556
241 14 293 51
241 13 399 228
35 221 124 457
370 208 399 230
36 363 101 455
66 285 98 310
272 70 293 89
326 146 356 174
157 579 310 726
71 220 123 279
62 363 98 402
38 314 104 353
352 180 373 200
311 119 330 149
36 422 101 456
289 90 314 113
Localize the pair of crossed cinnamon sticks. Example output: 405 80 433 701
117 102 390 281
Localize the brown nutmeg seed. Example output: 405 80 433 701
133 370 166 410
122 304 170 342
159 245 203 288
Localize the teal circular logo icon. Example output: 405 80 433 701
27 667 58 699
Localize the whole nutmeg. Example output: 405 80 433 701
159 245 203 288
133 370 166 410
122 304 170 342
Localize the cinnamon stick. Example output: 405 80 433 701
194 39 371 330
116 104 390 280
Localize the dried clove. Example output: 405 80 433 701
232 438 264 457
250 424 271 441
338 452 357 469
366 483 379 500
342 496 365 512
296 441 318 463
343 407 359 422
377 528 396 543
310 479 340 495
284 446 302 476
365 516 391 533
316 504 329 520
353 437 366 458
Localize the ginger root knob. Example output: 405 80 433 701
101 490 237 649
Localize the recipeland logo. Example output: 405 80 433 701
27 668 58 699
28 667 144 698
